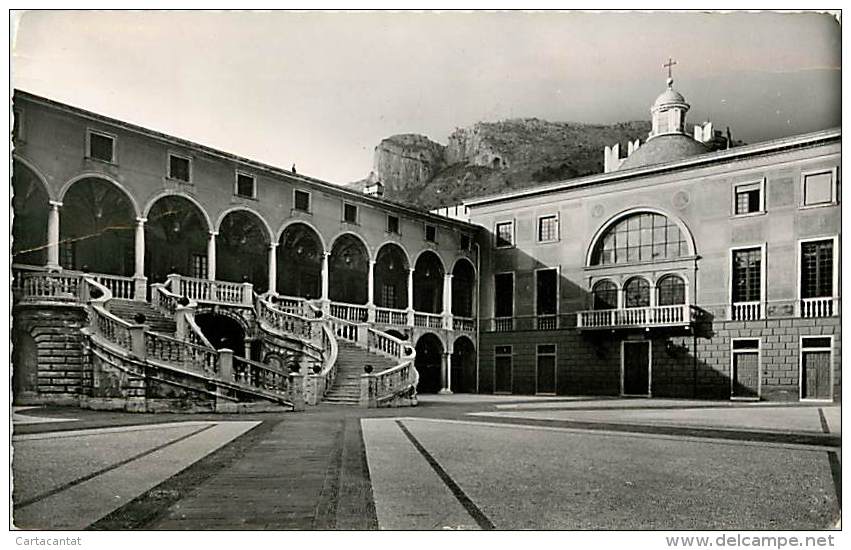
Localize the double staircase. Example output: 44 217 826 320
14 267 419 411
324 341 399 405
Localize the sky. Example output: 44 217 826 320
11 10 841 184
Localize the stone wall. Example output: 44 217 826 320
12 304 89 405
478 316 841 402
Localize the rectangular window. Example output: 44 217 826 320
459 233 472 252
343 203 358 224
168 154 191 182
494 273 514 318
801 240 834 299
381 284 397 309
192 254 208 279
387 215 400 234
495 221 514 248
60 241 75 270
88 131 115 163
802 170 835 206
425 224 437 243
734 182 763 215
732 247 762 303
236 172 255 198
536 268 558 328
537 215 558 242
294 189 311 212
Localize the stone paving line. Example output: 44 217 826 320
13 421 259 530
10 399 843 530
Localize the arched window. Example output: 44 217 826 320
591 212 688 265
657 274 686 306
593 280 618 310
624 277 650 308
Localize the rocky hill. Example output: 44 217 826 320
351 118 651 209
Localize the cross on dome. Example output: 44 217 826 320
664 57 677 88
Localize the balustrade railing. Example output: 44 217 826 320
329 316 360 343
232 355 288 394
272 295 309 316
493 317 514 332
330 301 369 322
452 316 475 332
257 296 316 341
730 301 762 321
375 306 408 326
87 273 136 300
576 304 694 329
414 312 443 329
799 297 839 318
144 331 219 374
536 315 558 331
169 274 252 306
20 271 86 302
151 283 179 316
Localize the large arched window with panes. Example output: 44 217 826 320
590 212 689 266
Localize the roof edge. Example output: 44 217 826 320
463 127 841 207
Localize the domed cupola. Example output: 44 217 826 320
649 59 690 139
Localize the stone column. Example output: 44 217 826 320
133 217 147 300
46 201 62 269
367 260 376 322
438 352 452 394
320 251 330 301
207 231 217 280
443 273 453 329
407 267 415 325
267 242 278 295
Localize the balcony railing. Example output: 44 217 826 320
799 297 840 318
730 301 762 321
375 306 408 326
577 304 695 330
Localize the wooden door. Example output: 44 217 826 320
622 341 650 396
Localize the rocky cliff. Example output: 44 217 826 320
352 118 651 209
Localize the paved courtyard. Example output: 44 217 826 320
11 397 841 530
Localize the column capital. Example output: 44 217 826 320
49 200 63 208
444 273 454 279
136 216 147 224
209 230 218 237
269 242 279 249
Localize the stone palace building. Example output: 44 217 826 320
10 72 840 411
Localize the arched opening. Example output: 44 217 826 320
593 280 618 310
12 161 50 266
217 210 270 292
452 259 475 317
12 328 38 401
491 157 502 169
657 274 686 305
145 195 209 283
590 211 690 266
60 177 136 275
329 234 369 304
624 277 651 308
194 313 246 358
413 251 444 313
374 243 409 309
451 336 477 393
277 223 323 299
415 333 443 394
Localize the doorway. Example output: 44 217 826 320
622 340 651 396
